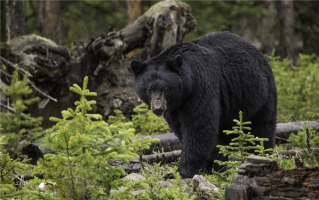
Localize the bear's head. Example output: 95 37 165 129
131 55 187 116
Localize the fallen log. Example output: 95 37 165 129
109 150 182 173
141 121 319 154
275 121 319 143
22 121 319 165
225 155 319 200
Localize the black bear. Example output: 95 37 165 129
131 31 277 178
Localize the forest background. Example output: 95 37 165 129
1 0 319 126
1 0 319 62
1 1 319 199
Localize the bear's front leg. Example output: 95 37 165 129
178 121 219 178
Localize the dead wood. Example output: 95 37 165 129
0 0 196 128
21 121 319 166
225 155 319 200
139 150 181 164
275 121 319 142
109 150 182 173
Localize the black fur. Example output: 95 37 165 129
131 31 277 178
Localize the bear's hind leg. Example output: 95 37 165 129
250 105 276 150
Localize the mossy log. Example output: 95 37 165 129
0 0 196 128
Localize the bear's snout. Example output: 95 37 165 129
152 99 165 116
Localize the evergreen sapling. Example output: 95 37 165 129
33 76 158 199
208 111 274 200
0 65 43 158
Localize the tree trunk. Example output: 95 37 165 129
5 0 25 41
260 0 276 55
127 0 141 25
126 0 142 58
38 0 62 45
277 0 295 63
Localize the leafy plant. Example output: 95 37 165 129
132 103 170 135
288 122 319 166
139 163 194 200
271 145 295 169
140 163 167 200
0 65 43 158
24 176 44 191
0 152 47 200
268 52 319 122
163 173 195 200
0 126 7 151
32 76 158 199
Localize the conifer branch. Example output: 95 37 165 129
0 69 12 78
0 103 25 115
0 57 32 78
26 78 57 102
1 60 57 102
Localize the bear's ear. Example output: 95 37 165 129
169 55 183 72
131 59 145 75
174 55 183 68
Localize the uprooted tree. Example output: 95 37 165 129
0 0 196 128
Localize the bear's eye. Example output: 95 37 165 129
164 88 169 94
147 87 152 93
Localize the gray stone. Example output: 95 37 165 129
192 175 219 200
123 173 146 182
155 180 173 189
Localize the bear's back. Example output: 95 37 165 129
190 31 253 52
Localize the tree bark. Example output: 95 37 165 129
226 155 319 200
127 0 141 25
126 0 142 58
38 0 62 44
277 0 295 63
5 0 25 41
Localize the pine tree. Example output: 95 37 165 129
208 111 274 200
0 65 42 158
33 76 158 199
216 111 265 163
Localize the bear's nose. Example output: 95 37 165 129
153 107 164 116
152 100 165 116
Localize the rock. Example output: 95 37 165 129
123 173 146 182
110 173 146 196
192 175 219 200
155 180 173 189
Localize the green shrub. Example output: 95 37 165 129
0 152 46 200
0 65 43 158
268 52 319 122
138 163 195 200
32 76 158 199
288 122 319 166
132 103 170 135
